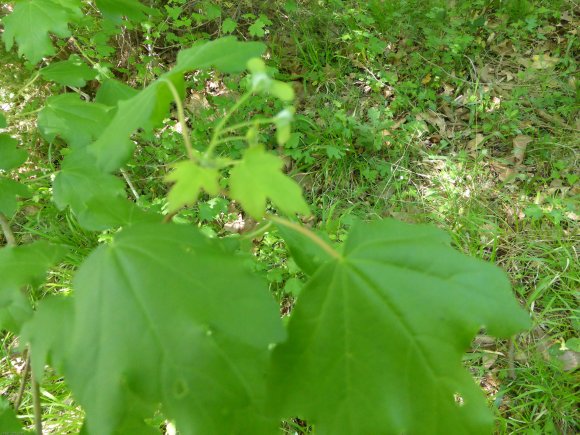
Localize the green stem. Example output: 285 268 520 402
15 72 40 99
219 118 274 136
0 213 16 246
206 90 253 157
210 135 247 147
268 215 341 260
240 220 273 240
162 79 196 160
32 375 43 435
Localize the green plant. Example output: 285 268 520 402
0 2 535 433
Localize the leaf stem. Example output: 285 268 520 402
13 350 30 411
162 78 196 160
32 375 43 435
206 90 253 157
220 118 274 136
0 213 16 246
268 215 341 260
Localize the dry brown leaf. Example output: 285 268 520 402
512 135 532 165
558 350 580 371
468 133 486 150
531 53 559 69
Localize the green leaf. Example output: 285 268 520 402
203 1 221 20
0 242 68 333
21 296 73 379
0 178 30 217
65 223 284 433
229 145 310 219
249 18 266 38
274 108 294 145
53 150 125 213
76 195 160 231
89 73 183 172
95 0 154 20
0 112 6 128
0 397 24 431
40 54 97 87
38 94 112 148
275 222 334 276
1 0 82 63
221 18 237 34
175 37 265 74
90 39 264 172
95 79 138 106
270 219 530 434
164 160 221 213
0 134 27 171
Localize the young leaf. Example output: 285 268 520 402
221 18 237 34
1 0 82 63
229 145 310 219
0 178 30 218
0 242 68 333
64 223 284 433
38 94 112 148
90 39 264 172
270 219 530 434
40 54 97 87
0 134 27 171
164 160 221 213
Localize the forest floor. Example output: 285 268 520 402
0 0 578 433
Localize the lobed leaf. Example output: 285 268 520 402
0 178 30 218
164 160 221 213
90 38 264 172
0 134 27 171
229 145 310 219
52 150 125 213
63 223 284 433
1 0 82 63
38 94 112 148
270 219 530 434
0 242 68 333
40 54 97 87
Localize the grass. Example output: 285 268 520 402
0 0 578 432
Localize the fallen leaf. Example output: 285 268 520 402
558 351 579 371
468 133 486 150
531 53 559 69
512 135 532 164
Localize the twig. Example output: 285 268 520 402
121 169 140 201
0 212 16 246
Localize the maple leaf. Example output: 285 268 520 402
271 219 530 434
229 145 310 219
2 0 82 63
164 160 221 213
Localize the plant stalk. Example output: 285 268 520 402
268 215 341 260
